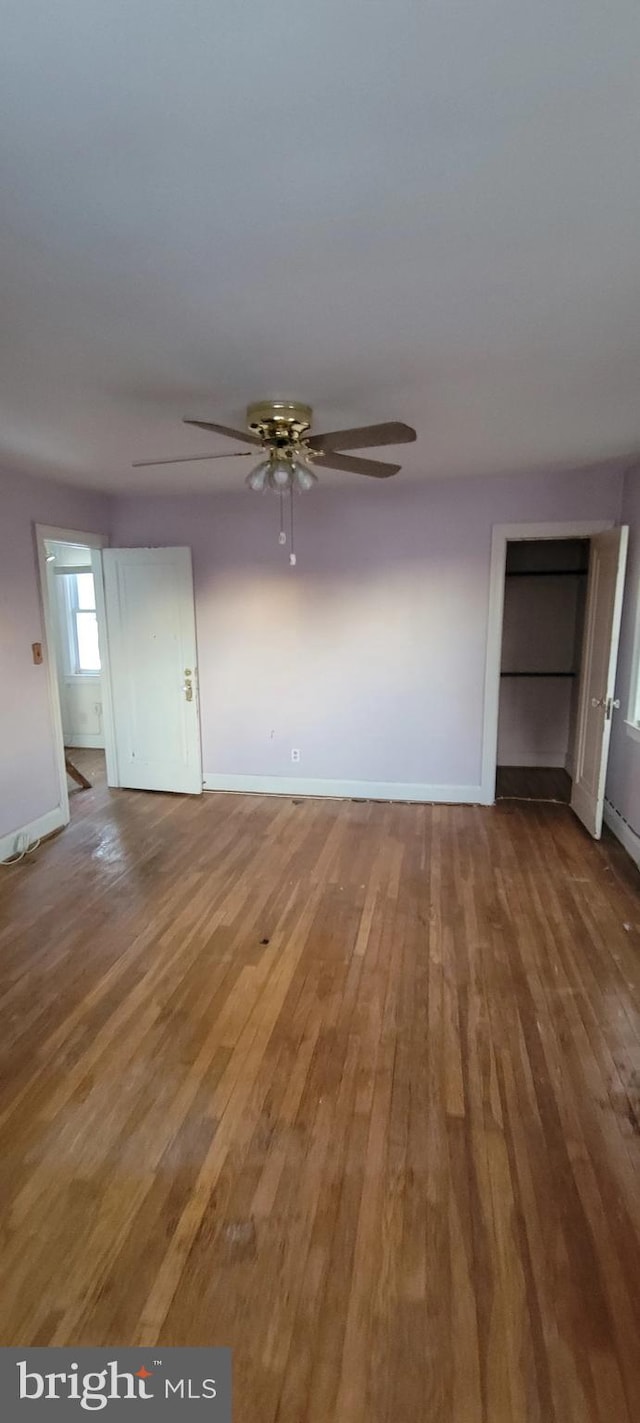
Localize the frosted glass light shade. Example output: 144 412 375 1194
293 461 318 492
245 459 270 491
246 454 317 493
267 457 293 490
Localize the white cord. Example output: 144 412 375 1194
289 486 296 566
0 835 41 867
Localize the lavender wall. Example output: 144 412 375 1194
0 468 110 839
606 463 640 837
0 458 630 835
111 463 623 796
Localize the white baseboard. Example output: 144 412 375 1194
64 734 105 749
496 752 567 768
203 773 487 805
0 804 67 864
603 800 640 870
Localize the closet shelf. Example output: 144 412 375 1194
505 570 587 578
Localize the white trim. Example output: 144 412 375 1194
62 567 101 676
624 719 640 744
481 520 614 806
64 734 105 749
203 773 488 804
51 564 95 576
90 549 119 786
603 800 640 870
34 525 111 827
35 525 108 545
498 752 568 769
0 805 66 865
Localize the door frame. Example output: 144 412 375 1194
35 524 116 827
480 520 614 805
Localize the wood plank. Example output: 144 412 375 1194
0 753 639 1421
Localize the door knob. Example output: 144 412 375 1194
605 696 620 719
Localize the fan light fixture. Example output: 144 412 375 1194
245 453 319 565
132 399 417 568
243 420 321 561
245 454 318 495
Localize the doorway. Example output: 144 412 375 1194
496 537 589 803
481 519 628 836
36 526 114 825
37 531 203 829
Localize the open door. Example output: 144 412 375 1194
571 527 628 837
102 547 202 794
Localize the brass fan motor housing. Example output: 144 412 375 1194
247 400 313 448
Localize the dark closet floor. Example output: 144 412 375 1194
496 766 572 803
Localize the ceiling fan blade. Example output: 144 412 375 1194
132 451 254 468
319 451 401 478
183 418 262 445
307 421 416 453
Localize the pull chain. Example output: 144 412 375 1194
278 491 286 545
289 485 296 566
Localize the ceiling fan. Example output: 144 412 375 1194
133 400 417 489
133 400 416 566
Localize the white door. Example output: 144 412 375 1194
571 527 628 837
102 547 202 794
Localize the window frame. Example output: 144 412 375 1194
61 571 101 677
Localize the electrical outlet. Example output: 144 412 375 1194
291 748 300 763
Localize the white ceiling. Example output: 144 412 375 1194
1 1 639 493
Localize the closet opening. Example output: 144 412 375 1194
495 537 589 803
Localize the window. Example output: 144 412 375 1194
64 572 101 674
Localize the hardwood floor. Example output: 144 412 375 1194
496 765 572 803
65 746 107 807
0 781 639 1422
